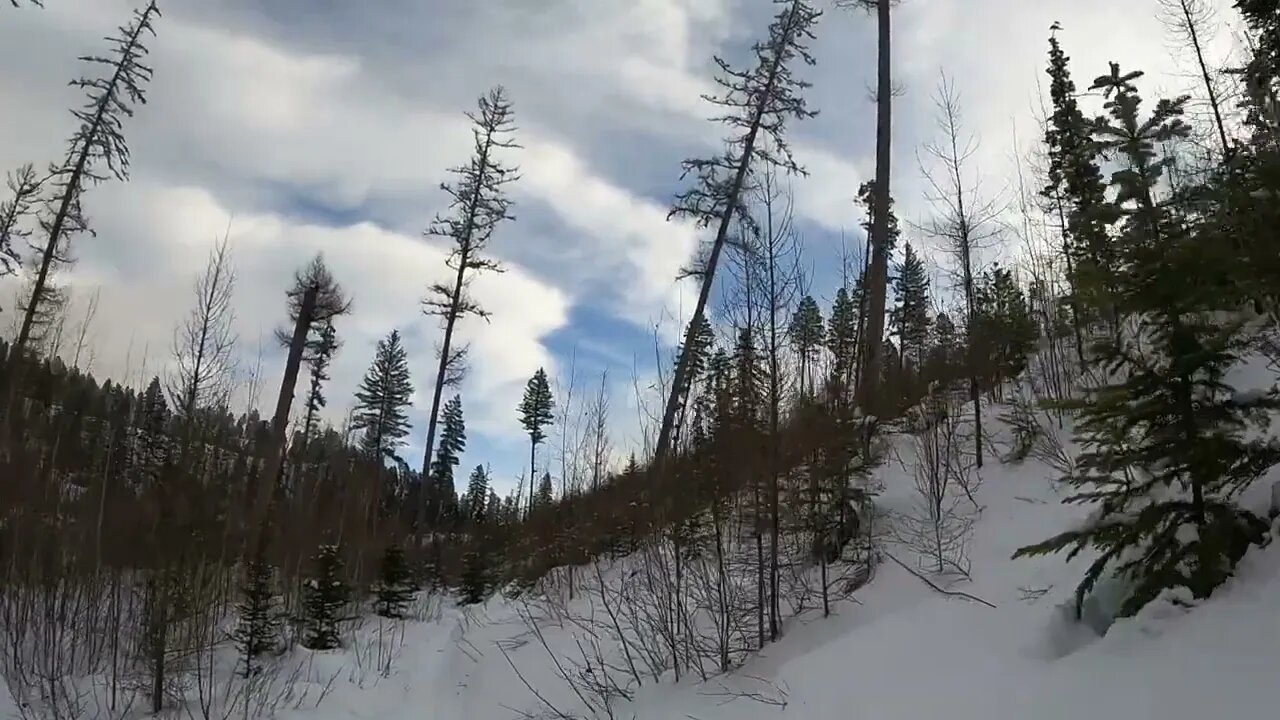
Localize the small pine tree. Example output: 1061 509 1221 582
428 394 465 527
374 545 414 619
890 241 931 373
353 330 414 464
826 284 861 400
233 550 279 676
302 544 348 650
789 295 825 398
518 368 555 513
534 470 554 509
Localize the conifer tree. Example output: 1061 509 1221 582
890 241 930 373
0 165 41 283
427 394 465 527
826 284 860 402
169 234 237 426
299 320 338 454
972 266 1037 391
534 470 553 509
131 376 169 491
518 367 554 515
3 1 161 436
655 0 821 468
1042 29 1118 327
464 464 490 524
420 87 518 530
374 545 414 619
233 545 279 677
789 295 824 398
354 330 414 466
303 544 348 650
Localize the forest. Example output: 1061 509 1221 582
1 0 1279 718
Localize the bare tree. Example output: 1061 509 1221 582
419 87 518 531
1156 0 1234 158
169 232 237 421
655 0 821 470
0 165 42 287
4 1 161 439
917 73 1002 468
898 387 977 577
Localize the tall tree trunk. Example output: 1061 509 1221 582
858 0 894 414
251 285 317 542
1177 0 1232 157
418 253 469 530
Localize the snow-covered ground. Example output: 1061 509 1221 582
287 407 1280 720
6 396 1279 720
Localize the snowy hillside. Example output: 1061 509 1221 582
194 403 1279 720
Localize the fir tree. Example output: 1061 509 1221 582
518 367 554 515
233 547 279 677
302 544 348 650
460 464 493 604
789 294 824 398
374 545 414 619
972 266 1037 391
428 394 465 527
890 241 930 373
354 330 414 465
419 87 518 531
131 376 169 491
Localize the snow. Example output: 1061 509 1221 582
6 402 1280 719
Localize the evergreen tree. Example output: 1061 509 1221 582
419 87 517 532
789 295 824 398
972 266 1038 391
131 376 169 491
233 547 279 677
826 284 860 401
428 394 465 526
464 464 490 524
535 470 554 509
1042 28 1118 324
302 544 348 650
890 241 931 373
300 320 338 453
374 545 414 619
353 330 414 465
518 368 554 515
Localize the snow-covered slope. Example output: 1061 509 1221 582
269 408 1280 720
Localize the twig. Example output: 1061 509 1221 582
883 551 997 608
497 642 577 720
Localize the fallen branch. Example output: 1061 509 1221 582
883 551 997 609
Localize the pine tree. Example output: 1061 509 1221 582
655 0 821 468
972 266 1037 392
460 465 493 604
419 87 518 532
300 320 338 454
826 284 860 402
1042 29 1120 324
464 464 490 524
428 394 465 527
374 545 414 619
233 547 279 677
534 471 553 509
354 330 414 465
131 376 169 491
789 295 824 398
890 241 931 374
518 368 554 515
1016 65 1280 618
302 544 348 650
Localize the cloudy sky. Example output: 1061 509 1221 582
0 0 1243 490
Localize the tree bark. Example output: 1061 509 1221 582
858 0 894 415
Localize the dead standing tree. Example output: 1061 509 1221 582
250 255 349 546
917 73 1003 469
3 1 161 445
418 87 518 534
655 0 821 471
